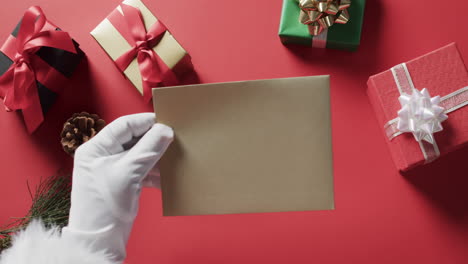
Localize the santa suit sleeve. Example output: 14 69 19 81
0 220 117 264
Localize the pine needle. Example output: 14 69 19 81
0 171 72 252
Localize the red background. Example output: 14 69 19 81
1 0 467 263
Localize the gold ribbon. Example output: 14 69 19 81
298 0 351 36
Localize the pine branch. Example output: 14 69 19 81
0 171 72 252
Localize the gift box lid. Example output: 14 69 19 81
278 0 366 51
367 43 468 171
90 0 191 97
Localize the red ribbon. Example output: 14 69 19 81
113 4 178 102
0 6 76 132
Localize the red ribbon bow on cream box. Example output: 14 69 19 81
91 0 193 102
367 43 468 172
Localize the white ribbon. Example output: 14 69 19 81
384 63 468 163
397 88 448 144
312 29 328 48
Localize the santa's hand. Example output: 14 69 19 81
62 113 173 263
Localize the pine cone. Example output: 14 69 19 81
61 112 106 156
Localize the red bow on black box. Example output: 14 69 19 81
0 6 84 133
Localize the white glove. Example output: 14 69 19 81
61 113 173 263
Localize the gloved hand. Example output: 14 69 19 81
61 113 174 263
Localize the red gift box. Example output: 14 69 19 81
367 43 468 171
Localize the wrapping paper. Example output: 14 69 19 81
279 0 366 51
367 43 468 171
0 7 84 133
91 0 192 101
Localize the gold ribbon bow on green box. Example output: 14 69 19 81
279 0 364 51
298 0 351 36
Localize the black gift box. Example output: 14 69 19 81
0 19 84 115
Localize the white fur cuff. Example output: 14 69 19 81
0 220 117 264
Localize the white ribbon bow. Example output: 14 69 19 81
397 88 448 144
384 63 468 163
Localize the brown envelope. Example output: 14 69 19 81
152 76 334 216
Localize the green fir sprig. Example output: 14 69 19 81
0 172 72 252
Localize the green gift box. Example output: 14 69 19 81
279 0 366 51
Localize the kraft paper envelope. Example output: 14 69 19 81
152 76 334 216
